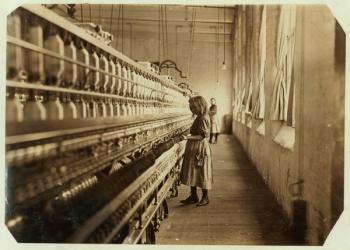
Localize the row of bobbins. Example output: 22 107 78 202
6 9 189 123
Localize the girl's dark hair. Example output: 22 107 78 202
189 96 208 115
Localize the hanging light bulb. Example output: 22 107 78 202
221 61 227 70
221 6 227 71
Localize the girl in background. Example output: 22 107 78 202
209 98 220 144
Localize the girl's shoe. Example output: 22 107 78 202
180 195 199 204
196 197 209 206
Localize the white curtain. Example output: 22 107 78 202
270 6 297 121
232 72 240 120
240 88 246 123
245 80 253 115
253 6 267 120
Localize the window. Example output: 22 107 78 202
270 5 296 124
271 6 297 150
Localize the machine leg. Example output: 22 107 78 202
162 200 169 219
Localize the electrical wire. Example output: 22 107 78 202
115 5 121 49
161 6 166 61
158 5 161 63
109 5 114 33
89 4 92 23
215 26 218 83
80 4 83 22
216 8 220 83
121 5 124 53
99 4 101 24
129 23 133 58
223 6 226 64
164 5 169 59
187 8 197 80
175 25 179 63
160 5 163 60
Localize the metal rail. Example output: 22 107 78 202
7 80 182 106
8 120 190 207
6 113 191 143
121 159 181 244
67 142 184 242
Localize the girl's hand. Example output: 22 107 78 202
181 134 188 140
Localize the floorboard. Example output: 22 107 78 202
156 134 295 245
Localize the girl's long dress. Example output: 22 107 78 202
209 104 221 134
180 114 213 189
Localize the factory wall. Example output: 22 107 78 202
117 30 233 133
231 5 345 245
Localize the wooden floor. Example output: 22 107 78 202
156 134 295 245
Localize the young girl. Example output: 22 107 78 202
180 96 213 206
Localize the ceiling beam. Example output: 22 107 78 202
97 17 234 24
74 13 234 24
